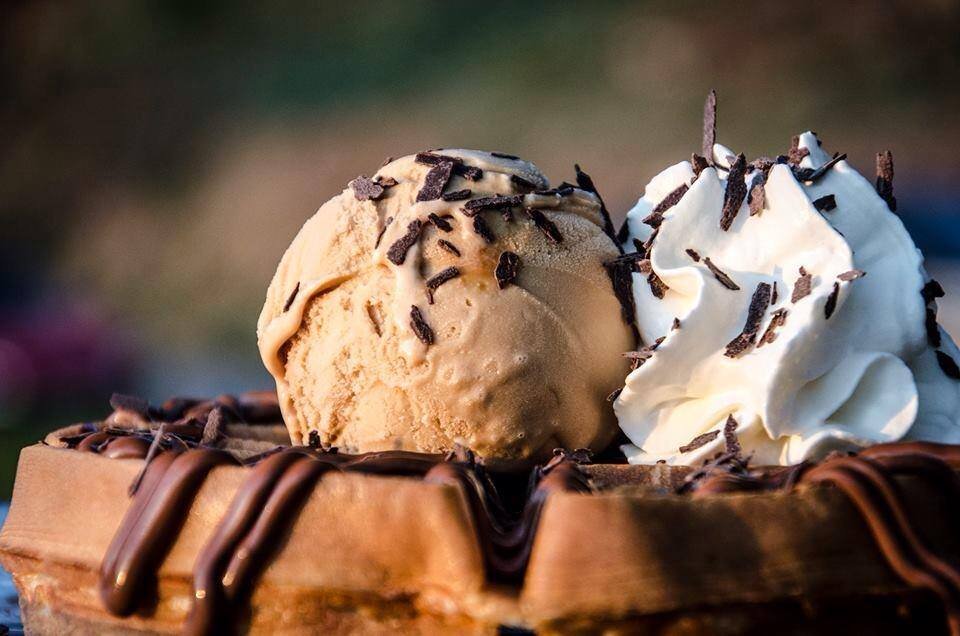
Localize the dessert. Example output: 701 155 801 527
2 97 960 635
257 150 633 465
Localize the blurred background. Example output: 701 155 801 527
1 1 959 496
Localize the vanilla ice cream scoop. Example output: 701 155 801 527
616 131 960 466
258 150 633 465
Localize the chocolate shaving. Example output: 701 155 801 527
793 153 846 183
200 407 224 446
937 350 960 379
691 153 710 177
606 388 623 402
110 393 150 418
748 171 767 216
495 251 522 289
417 161 455 202
647 271 669 299
605 258 638 329
720 154 747 231
926 307 942 348
426 267 461 304
875 150 896 211
374 216 394 248
386 220 424 265
837 269 866 282
787 136 810 165
771 281 779 305
491 151 519 160
574 164 619 248
685 248 701 262
680 430 720 454
350 176 385 201
702 90 717 161
283 283 300 312
511 174 536 192
813 194 837 212
441 189 472 202
428 213 453 232
415 152 483 181
376 176 398 188
524 208 563 243
472 215 495 243
922 280 946 304
643 183 689 228
791 267 812 303
463 194 523 216
672 317 681 330
704 257 740 290
128 423 166 496
308 430 321 448
824 282 840 319
723 415 741 456
758 308 789 347
725 282 773 357
437 239 461 257
409 305 434 345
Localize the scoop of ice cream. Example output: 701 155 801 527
258 149 633 465
615 132 960 466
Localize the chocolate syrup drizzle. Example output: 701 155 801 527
60 394 591 635
59 394 960 635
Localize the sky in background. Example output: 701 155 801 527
1 1 959 493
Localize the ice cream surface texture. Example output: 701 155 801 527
616 131 960 466
258 150 633 464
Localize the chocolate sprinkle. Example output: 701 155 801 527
813 194 837 212
876 150 897 211
793 153 846 183
725 282 773 357
495 251 522 289
680 430 720 454
524 208 563 243
415 152 483 181
702 90 717 161
748 171 767 216
837 269 866 282
704 257 740 290
472 215 495 243
442 189 472 202
463 194 523 216
643 183 689 228
723 415 741 456
691 153 710 178
409 305 434 345
824 282 841 319
792 267 813 303
758 308 789 347
386 219 424 265
787 136 810 166
426 267 461 304
437 239 461 257
428 213 453 232
417 161 455 202
926 307 942 348
937 350 960 379
647 271 669 299
922 280 946 304
492 151 519 160
350 176 385 201
574 164 619 248
685 248 701 262
283 283 300 313
720 154 747 231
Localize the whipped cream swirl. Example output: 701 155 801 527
616 132 960 465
